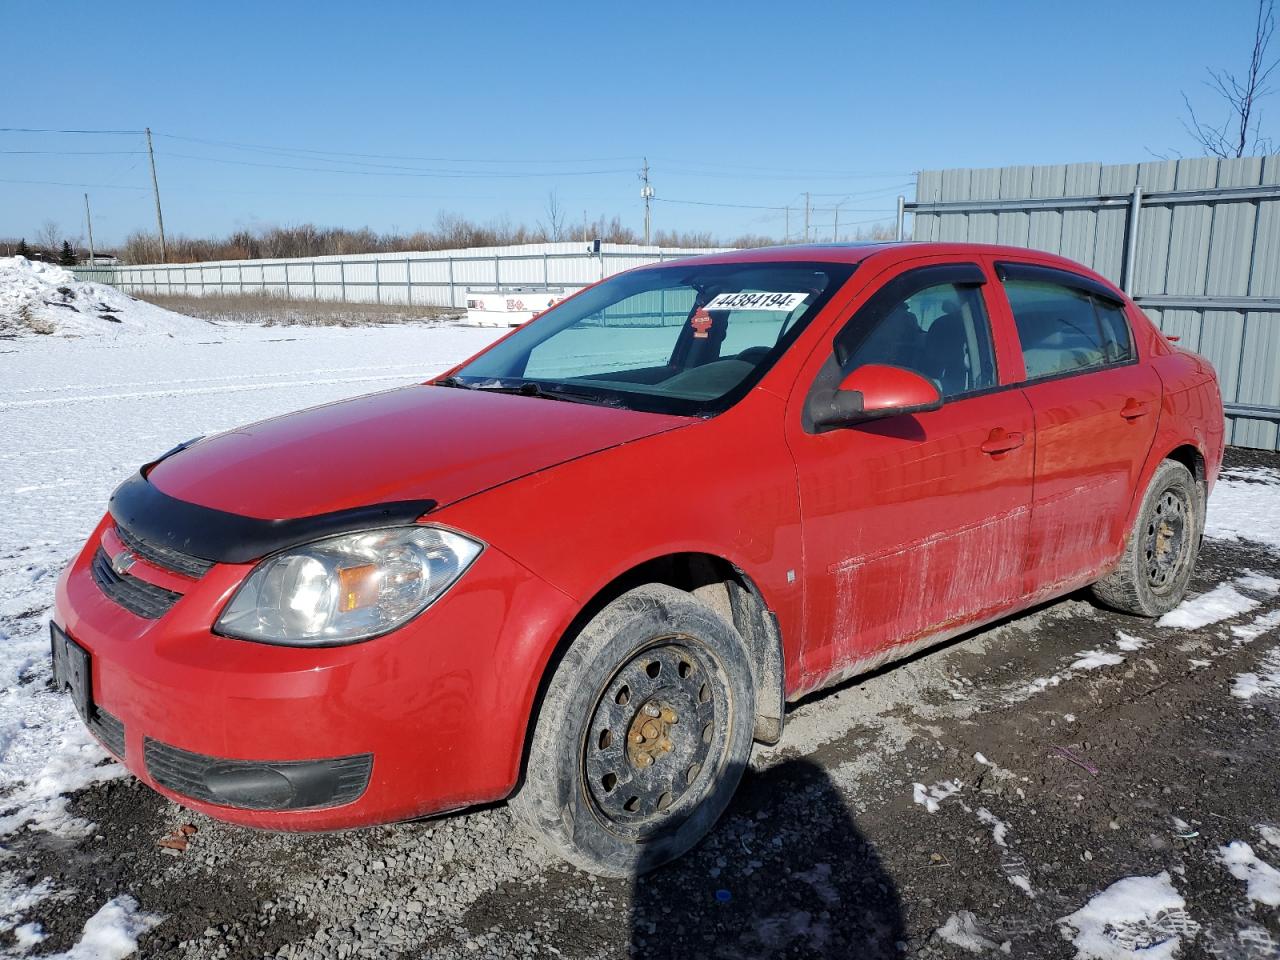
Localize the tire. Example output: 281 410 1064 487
1091 459 1203 617
510 583 755 877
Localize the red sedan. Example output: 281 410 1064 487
51 243 1224 875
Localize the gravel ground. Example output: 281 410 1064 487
10 448 1280 959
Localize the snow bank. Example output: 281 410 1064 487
0 256 209 338
1058 872 1198 960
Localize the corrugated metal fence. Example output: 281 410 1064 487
903 155 1280 451
72 242 726 311
901 156 1280 453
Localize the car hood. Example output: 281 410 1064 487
146 384 691 520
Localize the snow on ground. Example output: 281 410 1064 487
1069 649 1127 670
1233 609 1280 644
0 319 502 949
46 895 162 960
1057 872 1198 960
1205 464 1280 550
912 779 962 813
0 257 210 339
935 911 1008 953
1218 841 1280 908
1231 647 1280 702
1156 573 1279 630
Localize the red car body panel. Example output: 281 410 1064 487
148 384 690 518
51 242 1225 831
57 514 580 828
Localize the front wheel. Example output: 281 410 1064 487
1092 459 1203 617
511 583 755 877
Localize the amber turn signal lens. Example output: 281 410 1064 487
338 563 381 612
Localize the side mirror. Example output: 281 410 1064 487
811 363 943 430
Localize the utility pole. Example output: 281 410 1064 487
84 193 95 265
145 127 167 263
784 206 790 244
833 201 843 242
803 192 811 242
639 157 654 246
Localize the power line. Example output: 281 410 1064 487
653 196 895 215
0 176 149 191
0 149 147 156
0 127 145 135
657 168 913 183
156 132 640 166
650 156 909 178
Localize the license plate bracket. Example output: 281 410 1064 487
50 624 92 721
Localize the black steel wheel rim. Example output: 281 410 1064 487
582 639 727 836
1145 486 1189 591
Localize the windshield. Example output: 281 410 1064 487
451 260 856 415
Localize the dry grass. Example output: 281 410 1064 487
134 292 465 328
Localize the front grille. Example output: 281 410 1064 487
144 740 373 811
115 523 213 579
87 706 126 759
91 548 183 619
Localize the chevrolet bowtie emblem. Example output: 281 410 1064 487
111 549 137 577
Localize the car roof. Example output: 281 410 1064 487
644 242 1122 292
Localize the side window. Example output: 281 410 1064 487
839 281 998 398
1094 300 1135 363
1004 279 1132 380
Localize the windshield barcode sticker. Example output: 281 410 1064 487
705 291 809 312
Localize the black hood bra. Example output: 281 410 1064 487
108 470 436 566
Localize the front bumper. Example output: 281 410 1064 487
53 515 577 830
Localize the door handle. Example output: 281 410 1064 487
1120 398 1151 420
981 428 1025 455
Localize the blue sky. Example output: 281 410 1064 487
1 0 1267 246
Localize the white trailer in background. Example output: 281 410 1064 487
463 287 570 327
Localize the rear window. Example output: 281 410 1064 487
1003 279 1134 380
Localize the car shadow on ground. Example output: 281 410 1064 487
629 757 903 959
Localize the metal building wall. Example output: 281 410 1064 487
73 242 727 311
907 155 1280 451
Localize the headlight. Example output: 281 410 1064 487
215 526 482 646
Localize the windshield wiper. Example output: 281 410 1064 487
471 380 622 407
433 376 472 389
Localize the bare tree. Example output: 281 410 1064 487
1182 0 1278 157
37 220 61 254
541 190 566 242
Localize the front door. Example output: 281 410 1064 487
785 261 1035 696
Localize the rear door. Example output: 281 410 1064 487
784 258 1035 694
993 262 1162 595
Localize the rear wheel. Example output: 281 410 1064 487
1091 459 1203 617
511 583 755 877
